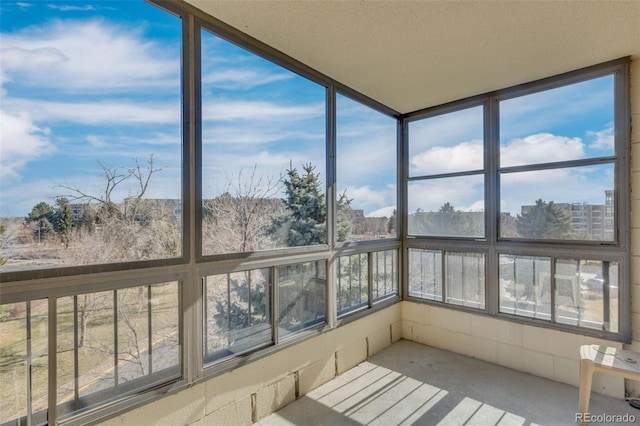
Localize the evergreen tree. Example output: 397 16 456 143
336 191 353 243
53 197 75 248
26 201 55 241
271 163 327 246
387 209 397 235
516 198 571 239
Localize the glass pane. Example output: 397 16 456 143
408 106 484 177
555 259 618 332
408 249 442 301
0 300 48 425
336 94 397 241
445 252 485 309
204 269 272 363
499 255 551 320
408 176 484 237
0 1 183 272
337 253 369 315
57 282 180 417
500 164 614 241
201 29 326 255
372 250 398 301
500 76 614 167
278 261 326 337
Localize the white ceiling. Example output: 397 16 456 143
184 0 640 114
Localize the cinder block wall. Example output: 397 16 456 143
402 302 624 398
101 304 402 425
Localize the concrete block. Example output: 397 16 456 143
496 320 523 347
204 372 255 415
436 329 469 355
367 327 392 357
336 338 367 374
632 258 640 287
522 326 580 359
391 320 402 342
499 343 556 380
431 306 472 335
105 386 205 426
468 335 499 363
633 313 640 340
401 321 415 341
470 315 499 341
285 334 328 369
625 340 640 397
553 356 579 387
592 371 625 399
298 355 336 396
201 396 252 426
402 301 430 325
254 374 296 421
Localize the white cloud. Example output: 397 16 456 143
0 110 55 179
409 139 483 175
587 126 614 151
1 19 179 93
16 2 33 9
367 206 395 218
47 4 95 12
202 100 323 122
3 97 180 125
86 134 105 148
501 133 584 167
408 176 484 213
202 69 292 90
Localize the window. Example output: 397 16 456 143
336 94 398 241
204 270 272 364
499 75 616 242
405 58 629 339
200 28 327 256
407 105 485 238
0 0 183 272
277 261 326 337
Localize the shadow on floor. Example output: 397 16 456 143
257 340 637 425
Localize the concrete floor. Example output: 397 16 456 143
257 340 638 425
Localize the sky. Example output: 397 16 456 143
0 1 616 221
0 0 398 219
407 75 615 216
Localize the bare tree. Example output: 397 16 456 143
203 166 282 254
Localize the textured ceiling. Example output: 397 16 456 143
184 0 640 114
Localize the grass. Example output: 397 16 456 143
0 282 179 424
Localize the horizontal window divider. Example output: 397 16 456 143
335 296 401 328
494 311 628 343
334 240 401 256
196 250 331 276
197 244 331 264
0 266 188 303
498 156 617 174
406 239 489 252
494 244 625 259
408 169 485 181
0 256 187 284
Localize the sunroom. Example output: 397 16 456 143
1 0 639 425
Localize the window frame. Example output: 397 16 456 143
402 57 631 342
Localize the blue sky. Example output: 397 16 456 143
1 0 398 218
0 1 615 221
407 76 615 216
